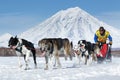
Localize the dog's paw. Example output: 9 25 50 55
24 67 30 70
44 67 48 70
19 64 23 68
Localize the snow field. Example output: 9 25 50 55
0 57 120 80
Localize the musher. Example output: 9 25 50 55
94 26 112 63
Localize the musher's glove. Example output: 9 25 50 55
109 41 112 45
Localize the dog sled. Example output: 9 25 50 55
97 43 112 64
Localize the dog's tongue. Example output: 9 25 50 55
80 45 84 48
40 51 46 57
11 46 16 49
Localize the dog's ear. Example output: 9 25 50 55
78 41 80 44
10 36 13 39
15 35 17 38
82 40 86 44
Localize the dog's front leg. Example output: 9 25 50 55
16 51 22 68
77 50 82 65
49 54 56 69
74 52 80 66
85 55 87 65
18 56 23 68
78 54 81 65
84 51 90 65
44 53 49 70
24 51 31 70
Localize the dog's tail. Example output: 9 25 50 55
69 41 73 61
71 41 73 48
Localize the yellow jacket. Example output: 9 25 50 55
94 30 112 43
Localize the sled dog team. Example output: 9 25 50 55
8 36 105 70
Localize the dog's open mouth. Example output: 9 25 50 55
10 46 17 49
80 45 84 48
40 51 46 57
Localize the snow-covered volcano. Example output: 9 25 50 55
18 7 120 48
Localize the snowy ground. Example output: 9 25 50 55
0 57 120 80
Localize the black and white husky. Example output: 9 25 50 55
77 40 100 65
8 36 37 70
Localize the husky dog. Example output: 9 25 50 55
78 40 100 65
38 38 73 70
8 36 37 70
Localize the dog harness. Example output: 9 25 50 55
80 48 87 57
15 39 23 53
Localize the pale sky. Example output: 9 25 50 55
0 0 120 36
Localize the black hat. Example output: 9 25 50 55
99 26 105 31
99 26 105 35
